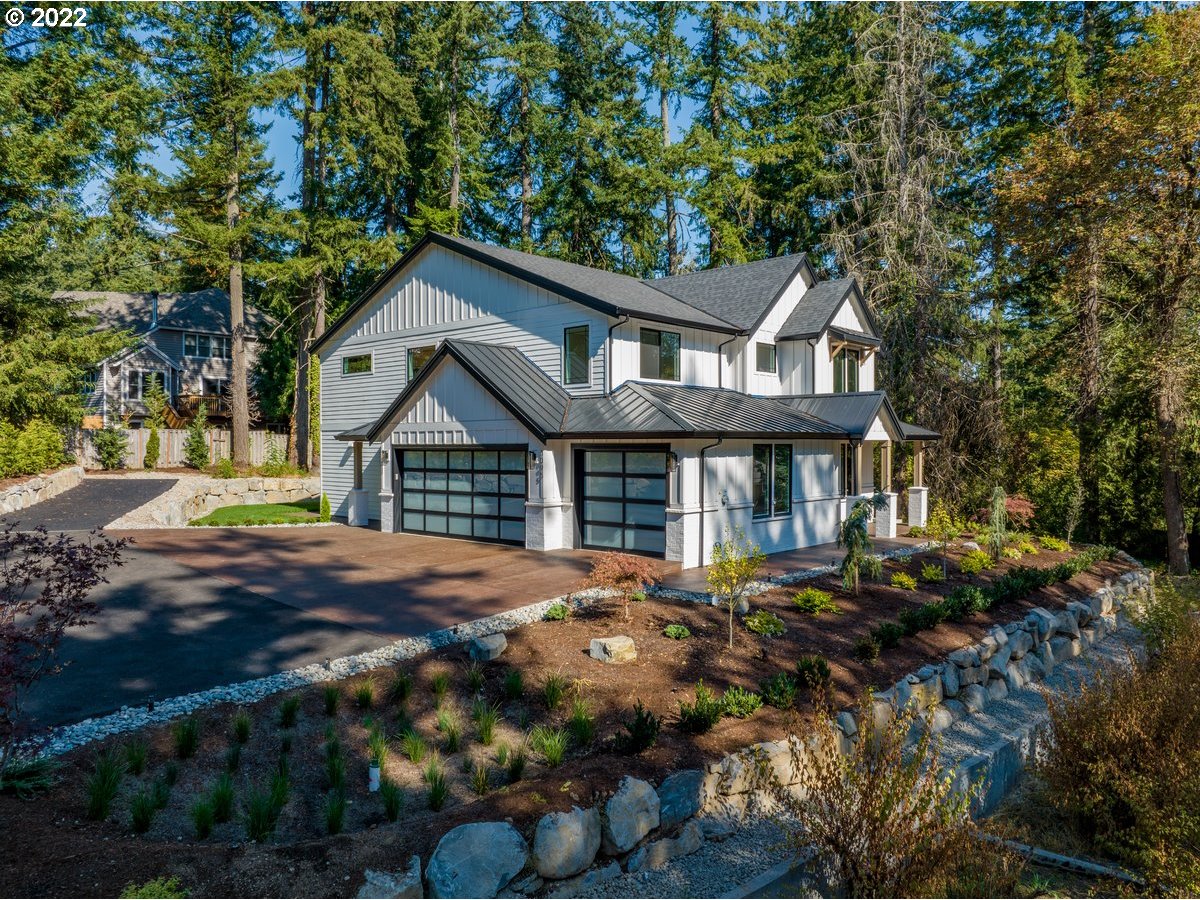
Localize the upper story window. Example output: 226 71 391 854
127 370 164 401
563 325 590 385
833 348 860 393
184 332 232 359
755 342 777 374
407 345 435 380
342 353 373 375
752 444 792 518
639 328 680 381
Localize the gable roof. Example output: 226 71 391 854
342 338 853 444
776 278 878 341
60 289 272 336
781 391 939 441
647 254 815 332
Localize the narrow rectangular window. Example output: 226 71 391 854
834 348 860 393
406 345 435 380
756 342 777 374
773 444 792 515
563 325 589 385
752 444 771 517
841 443 858 496
753 443 792 518
847 349 859 392
639 328 681 381
184 333 197 356
342 353 373 375
197 334 212 358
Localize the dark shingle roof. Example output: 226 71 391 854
776 278 859 340
646 254 812 331
61 289 271 336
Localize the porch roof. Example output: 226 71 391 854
782 391 939 442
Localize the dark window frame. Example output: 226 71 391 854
563 325 590 386
575 446 669 557
639 328 681 381
840 442 858 496
342 353 373 376
833 348 861 393
752 443 793 519
755 341 777 374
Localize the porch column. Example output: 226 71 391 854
348 441 369 527
379 439 395 533
908 440 929 527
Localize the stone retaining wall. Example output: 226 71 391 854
125 475 321 527
0 466 84 516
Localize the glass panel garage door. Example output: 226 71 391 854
399 447 527 546
579 449 667 556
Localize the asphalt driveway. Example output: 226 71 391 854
0 475 176 531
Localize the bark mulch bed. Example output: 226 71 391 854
0 543 1133 898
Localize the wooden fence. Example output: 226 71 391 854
73 428 287 469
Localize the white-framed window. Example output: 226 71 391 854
563 325 590 385
833 348 860 393
342 353 373 376
184 332 232 359
639 328 681 381
752 443 792 518
406 345 435 380
755 341 777 374
201 376 227 397
126 369 164 401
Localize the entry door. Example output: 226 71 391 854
576 447 668 557
398 447 527 546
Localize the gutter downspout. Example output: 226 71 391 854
698 436 724 568
808 337 818 393
717 335 738 389
606 314 630 395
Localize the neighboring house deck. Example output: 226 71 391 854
315 233 939 569
58 289 271 428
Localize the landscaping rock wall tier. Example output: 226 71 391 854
0 466 84 516
119 475 321 527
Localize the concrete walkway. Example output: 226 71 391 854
0 475 177 532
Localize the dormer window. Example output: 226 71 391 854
833 348 860 393
755 342 777 374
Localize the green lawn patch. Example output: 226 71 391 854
189 498 321 527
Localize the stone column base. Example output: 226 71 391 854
908 486 929 528
875 492 899 538
348 488 369 527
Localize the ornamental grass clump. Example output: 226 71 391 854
172 717 199 759
85 751 124 820
502 667 524 701
380 778 403 822
542 673 567 710
614 700 660 754
531 725 569 767
473 702 501 746
323 683 340 717
211 773 234 823
231 710 252 744
124 739 147 776
568 697 595 746
354 679 375 710
277 696 301 729
388 670 414 705
429 671 451 707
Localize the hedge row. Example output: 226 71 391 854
0 420 68 480
871 545 1119 649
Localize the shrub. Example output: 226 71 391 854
986 487 1008 561
530 725 569 767
631 589 647 602
907 525 926 538
872 621 905 650
838 494 888 593
211 773 234 823
542 673 567 710
380 778 403 822
429 671 450 706
388 670 413 705
0 420 67 479
543 601 570 621
899 601 947 636
1004 494 1036 530
614 700 660 754
943 585 986 621
502 668 524 701
277 696 300 729
143 426 161 470
721 685 762 719
506 743 528 781
213 456 235 479
890 572 918 591
474 703 501 746
173 718 199 759
124 739 148 776
920 562 945 582
119 877 187 899
708 530 766 648
92 426 129 470
581 551 661 621
744 609 786 637
760 672 799 709
401 729 427 764
752 694 983 897
791 586 842 615
232 710 251 744
191 798 215 839
1038 535 1069 552
1002 547 1022 560
853 634 881 663
182 403 210 470
678 681 723 734
354 679 376 709
568 698 595 745
663 623 691 640
1018 540 1038 555
324 790 346 835
85 751 124 820
471 763 491 796
319 492 331 522
130 788 156 833
322 684 339 717
796 655 832 690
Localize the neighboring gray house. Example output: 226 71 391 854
58 289 270 428
315 233 938 569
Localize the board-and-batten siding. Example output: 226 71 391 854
745 272 809 396
609 318 725 389
318 244 603 520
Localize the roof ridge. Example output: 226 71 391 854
622 382 694 431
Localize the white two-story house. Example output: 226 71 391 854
314 233 937 569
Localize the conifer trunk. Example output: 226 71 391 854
227 129 249 470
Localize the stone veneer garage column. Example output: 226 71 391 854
875 491 899 538
379 439 395 533
908 486 929 528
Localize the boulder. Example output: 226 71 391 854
601 776 660 855
924 704 956 733
589 636 637 664
625 821 703 873
657 770 705 830
947 646 980 668
958 663 987 686
1036 641 1055 676
1008 630 1034 660
426 822 528 899
1067 600 1093 626
987 644 1013 680
543 863 621 899
911 672 943 711
1004 661 1027 692
1054 611 1081 639
469 633 507 663
835 711 859 739
359 858 423 899
962 541 982 552
1050 635 1081 661
940 662 961 698
1025 607 1057 640
987 677 1009 702
533 806 601 879
960 683 988 714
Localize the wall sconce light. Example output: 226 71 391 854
527 449 539 469
666 451 678 473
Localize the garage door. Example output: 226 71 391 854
399 447 527 546
576 448 668 556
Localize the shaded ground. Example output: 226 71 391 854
0 544 1132 899
0 476 177 532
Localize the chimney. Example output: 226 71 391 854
150 291 159 329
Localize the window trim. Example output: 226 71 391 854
183 331 231 360
126 368 165 402
840 442 859 496
638 327 682 382
406 344 436 381
342 352 374 376
752 443 793 520
755 341 777 374
563 324 591 386
833 347 861 393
